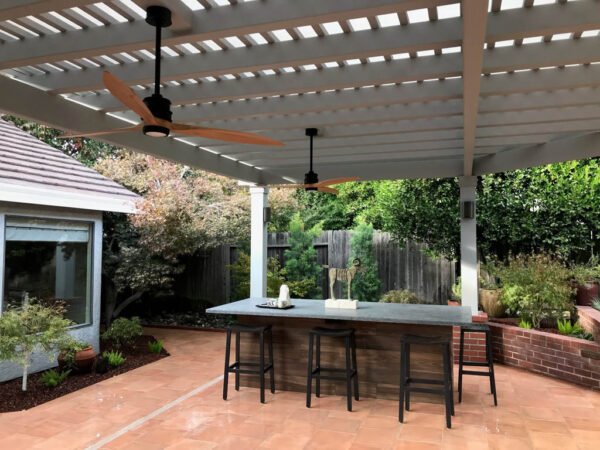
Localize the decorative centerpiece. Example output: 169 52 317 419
277 284 291 308
324 258 363 309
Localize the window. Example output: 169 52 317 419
3 217 93 325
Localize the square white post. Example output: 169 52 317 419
460 176 478 315
250 186 269 298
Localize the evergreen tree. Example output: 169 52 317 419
349 221 381 301
284 213 322 298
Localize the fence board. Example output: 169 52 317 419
175 230 456 306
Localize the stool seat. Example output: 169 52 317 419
311 327 354 337
399 334 454 428
458 324 497 406
307 327 359 412
223 323 275 404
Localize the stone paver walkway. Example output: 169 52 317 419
0 328 599 449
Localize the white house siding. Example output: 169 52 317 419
0 203 103 382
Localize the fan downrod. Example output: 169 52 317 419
143 6 173 137
304 128 319 189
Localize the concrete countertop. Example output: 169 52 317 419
207 298 472 327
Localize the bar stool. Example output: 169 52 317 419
223 324 275 404
306 327 359 412
399 334 454 429
458 323 498 406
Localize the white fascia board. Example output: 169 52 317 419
0 180 139 214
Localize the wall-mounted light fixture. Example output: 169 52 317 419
263 207 272 223
461 201 475 219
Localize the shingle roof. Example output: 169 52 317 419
0 117 138 213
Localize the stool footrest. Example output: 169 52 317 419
461 369 490 376
405 377 444 385
404 386 446 395
462 361 490 367
228 362 273 374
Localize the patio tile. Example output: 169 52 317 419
1 328 599 450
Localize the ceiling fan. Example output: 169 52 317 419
61 6 283 147
272 128 359 194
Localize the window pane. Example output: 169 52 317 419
3 217 92 325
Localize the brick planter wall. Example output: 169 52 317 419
453 321 600 390
490 322 600 390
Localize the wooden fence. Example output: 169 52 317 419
175 230 456 306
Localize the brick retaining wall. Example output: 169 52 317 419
455 321 600 390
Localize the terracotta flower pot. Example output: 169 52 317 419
479 289 505 318
576 282 598 306
58 346 97 373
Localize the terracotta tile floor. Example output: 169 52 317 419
1 328 599 450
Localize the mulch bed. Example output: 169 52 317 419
0 335 168 413
140 311 234 330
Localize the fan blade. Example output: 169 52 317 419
317 187 339 194
270 184 305 189
315 177 360 187
59 125 142 138
170 123 284 146
103 71 157 125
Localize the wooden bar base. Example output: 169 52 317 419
236 315 452 402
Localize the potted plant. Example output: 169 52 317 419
58 338 96 373
479 268 504 318
571 263 600 307
448 278 461 306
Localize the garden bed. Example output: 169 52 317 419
0 335 168 413
140 311 233 330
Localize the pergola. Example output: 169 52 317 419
1 0 599 313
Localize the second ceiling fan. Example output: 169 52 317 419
273 128 359 194
62 6 282 147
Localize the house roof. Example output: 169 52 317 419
0 117 138 213
0 1 599 184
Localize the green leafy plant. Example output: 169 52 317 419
496 254 574 328
102 317 143 349
0 301 72 391
451 278 461 303
148 340 164 354
557 319 593 340
592 298 600 312
102 350 126 367
229 252 287 300
380 289 424 304
518 319 533 329
40 369 71 388
348 221 381 301
283 214 322 298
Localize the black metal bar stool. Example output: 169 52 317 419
223 323 275 404
458 323 498 406
306 327 359 412
399 334 454 428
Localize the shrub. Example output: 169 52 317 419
283 214 322 298
102 317 143 349
0 301 71 391
348 221 381 301
380 289 423 304
40 369 70 388
592 298 600 312
496 254 574 328
148 340 164 354
102 350 126 367
229 252 287 300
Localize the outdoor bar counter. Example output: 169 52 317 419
208 298 472 401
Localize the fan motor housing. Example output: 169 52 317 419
304 170 319 190
143 94 172 122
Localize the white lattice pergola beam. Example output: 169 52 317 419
461 0 487 176
0 1 89 22
13 0 600 93
0 0 452 70
474 132 600 175
79 37 600 114
0 75 285 185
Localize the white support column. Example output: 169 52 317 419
460 176 478 315
250 186 269 298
